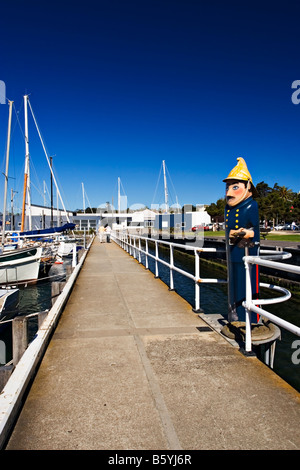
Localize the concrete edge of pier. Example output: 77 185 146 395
0 240 92 449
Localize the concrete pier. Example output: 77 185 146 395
5 237 300 450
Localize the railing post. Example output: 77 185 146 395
244 255 252 352
138 237 141 263
145 238 149 270
129 235 133 256
155 240 159 278
169 244 174 290
193 249 202 312
72 245 77 268
12 315 28 365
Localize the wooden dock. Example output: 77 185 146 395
3 237 300 450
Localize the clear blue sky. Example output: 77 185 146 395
0 0 300 212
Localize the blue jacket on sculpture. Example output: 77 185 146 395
223 158 260 323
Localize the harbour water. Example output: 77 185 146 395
0 260 71 365
1 242 299 394
139 242 300 393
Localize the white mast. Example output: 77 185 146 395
82 182 85 213
2 100 13 245
24 95 32 230
43 180 46 206
21 95 32 231
118 177 121 213
162 160 169 213
57 190 60 225
27 97 70 223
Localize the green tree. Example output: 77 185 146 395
206 198 226 222
256 181 272 199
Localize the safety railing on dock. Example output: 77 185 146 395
112 231 300 356
111 231 227 313
243 249 300 352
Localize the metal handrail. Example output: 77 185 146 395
112 232 300 354
111 231 226 312
243 249 300 351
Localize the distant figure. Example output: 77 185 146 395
98 225 105 243
223 157 260 323
105 225 112 243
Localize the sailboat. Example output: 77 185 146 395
0 245 42 286
20 95 75 236
0 98 42 286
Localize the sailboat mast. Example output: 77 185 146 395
2 100 13 245
27 98 70 223
162 160 169 213
118 177 120 213
21 95 32 231
82 182 85 213
50 156 53 227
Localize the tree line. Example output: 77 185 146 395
206 182 300 227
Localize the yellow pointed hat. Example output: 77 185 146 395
223 157 258 197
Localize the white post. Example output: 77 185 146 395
129 235 132 256
155 240 159 277
244 252 252 352
145 238 149 269
72 245 77 268
138 237 141 263
170 244 174 290
195 249 200 311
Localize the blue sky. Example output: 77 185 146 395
0 0 300 212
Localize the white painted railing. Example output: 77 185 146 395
112 231 300 355
112 231 226 313
243 249 300 352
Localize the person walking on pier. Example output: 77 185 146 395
105 225 112 243
98 225 106 243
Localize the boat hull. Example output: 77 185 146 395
0 288 20 321
0 246 42 286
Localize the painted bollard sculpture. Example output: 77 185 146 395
223 157 260 323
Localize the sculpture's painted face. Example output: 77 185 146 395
225 180 251 207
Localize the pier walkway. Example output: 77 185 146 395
5 238 300 450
